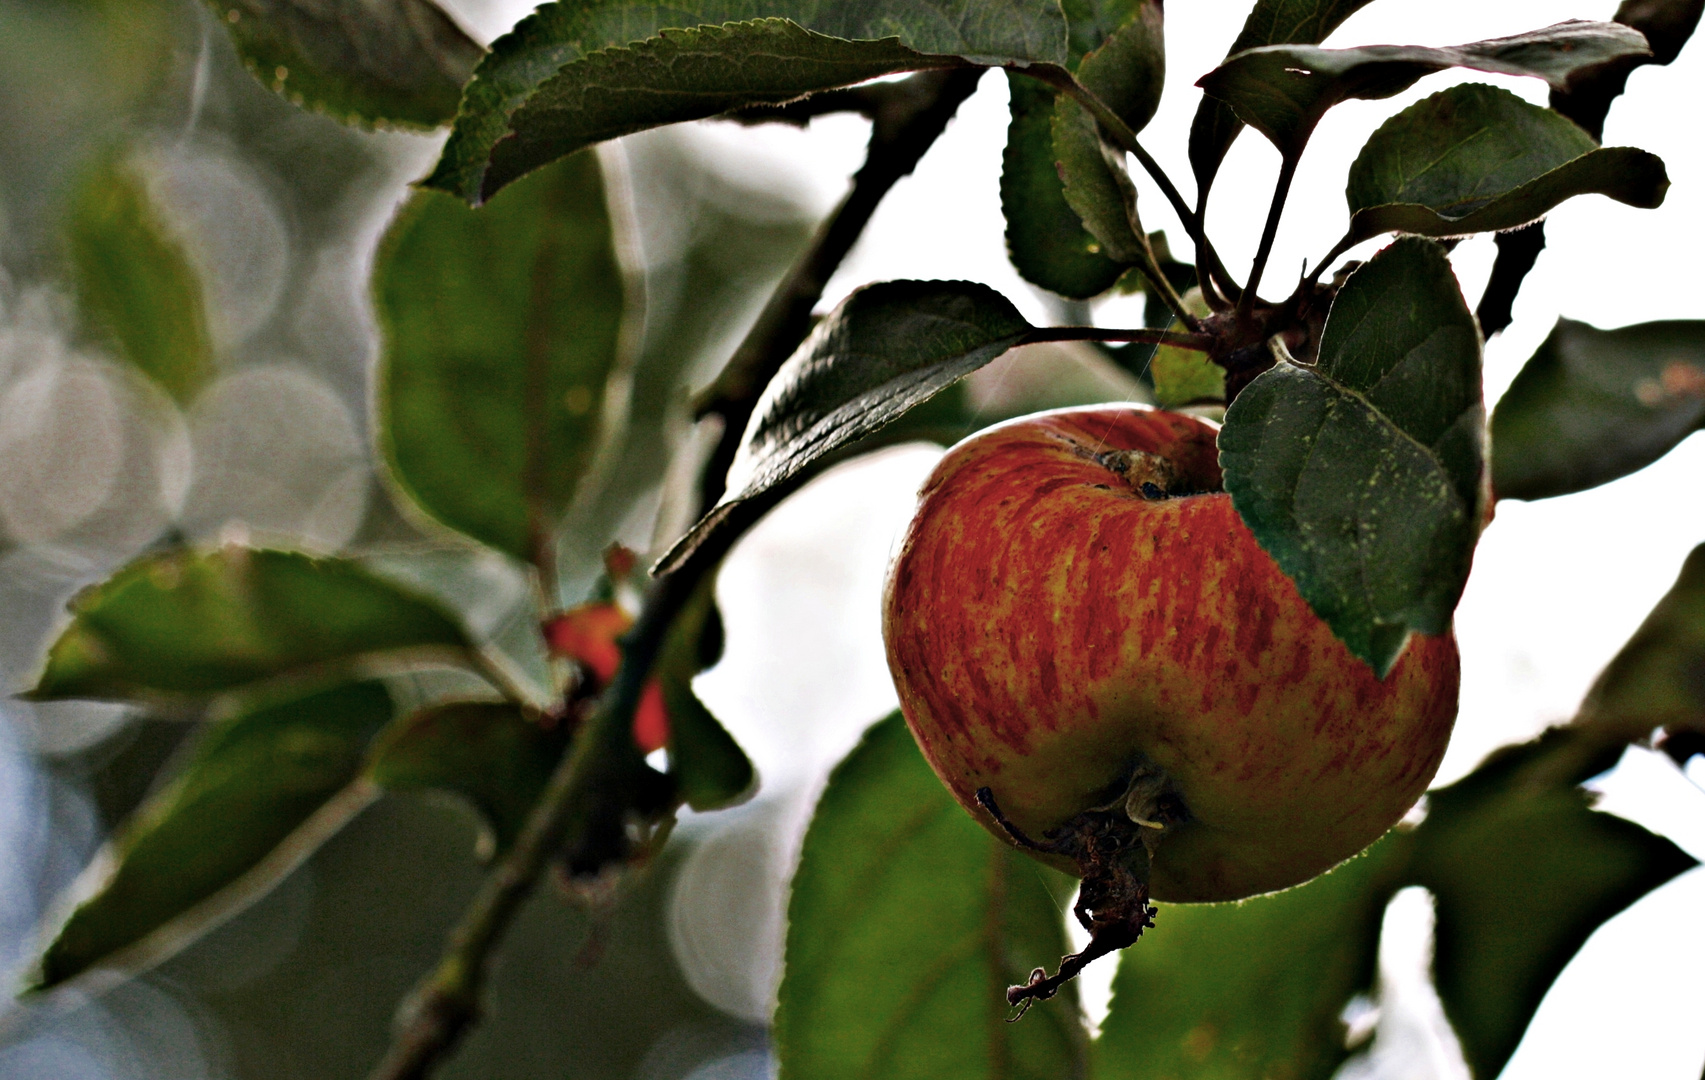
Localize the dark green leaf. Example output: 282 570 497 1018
67 152 214 404
1220 237 1483 675
1409 730 1697 1079
1052 97 1145 265
1552 0 1705 137
1000 0 1161 298
1094 833 1405 1080
1002 77 1126 300
660 280 1032 573
1490 318 1705 501
1198 21 1651 162
366 701 567 858
376 150 624 563
1074 0 1164 133
657 575 755 812
1188 0 1376 202
1577 544 1705 741
31 547 471 703
1344 85 1666 246
31 680 394 989
774 712 1086 1080
208 0 483 128
431 1 1070 203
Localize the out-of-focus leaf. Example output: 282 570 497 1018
1003 77 1125 300
1188 0 1376 202
1577 544 1705 741
66 152 213 404
774 712 1086 1080
1409 729 1697 1080
1220 237 1483 675
31 548 471 703
1344 84 1667 247
1490 318 1705 501
376 150 623 564
430 1 1069 203
1052 97 1145 265
660 280 1032 573
656 575 754 812
1149 346 1223 408
1094 833 1405 1080
1075 0 1164 133
31 680 394 989
1198 22 1651 162
366 701 567 858
209 0 483 128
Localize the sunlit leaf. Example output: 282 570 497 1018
660 280 1032 573
1220 237 1483 675
31 548 471 703
376 150 623 564
1188 0 1376 202
1490 318 1705 501
66 152 214 404
366 701 567 858
1409 729 1697 1079
1149 345 1224 409
1094 833 1405 1080
1198 21 1650 162
208 0 483 128
775 712 1086 1080
30 680 394 989
430 1 1070 203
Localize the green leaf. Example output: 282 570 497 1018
1577 543 1705 741
66 152 214 405
1343 85 1666 247
660 280 1032 573
1490 318 1705 502
1197 21 1651 162
31 680 394 989
31 547 471 703
1220 237 1483 675
775 712 1086 1080
1409 730 1697 1080
1052 97 1146 265
1002 77 1126 300
1074 0 1165 133
430 1 1070 203
366 701 568 858
656 576 755 812
208 0 483 128
1149 345 1224 408
1094 833 1405 1080
376 150 624 564
1188 0 1376 203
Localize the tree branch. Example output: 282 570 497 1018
364 67 984 1080
1024 325 1210 350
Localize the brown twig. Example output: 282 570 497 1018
365 68 984 1080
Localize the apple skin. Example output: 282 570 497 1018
882 405 1459 903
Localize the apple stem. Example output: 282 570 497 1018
974 786 1164 1016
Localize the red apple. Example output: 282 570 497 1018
882 405 1458 908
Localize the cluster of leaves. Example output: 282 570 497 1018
19 0 1705 1077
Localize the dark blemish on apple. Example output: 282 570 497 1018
1141 482 1168 500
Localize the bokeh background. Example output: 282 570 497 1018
0 0 1701 1077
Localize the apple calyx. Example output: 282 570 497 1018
977 758 1185 1014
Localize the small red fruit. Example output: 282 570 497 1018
882 406 1458 916
545 603 671 755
